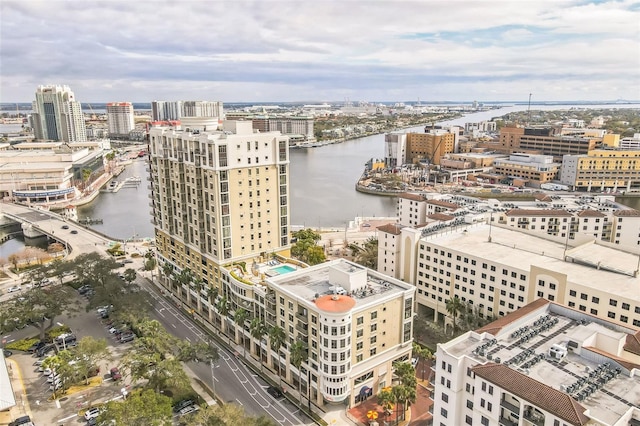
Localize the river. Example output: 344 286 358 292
2 103 640 243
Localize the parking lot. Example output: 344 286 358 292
7 292 136 425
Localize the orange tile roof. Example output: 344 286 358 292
472 363 590 426
314 294 356 313
475 298 550 336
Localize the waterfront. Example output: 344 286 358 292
2 103 640 243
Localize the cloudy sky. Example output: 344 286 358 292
1 0 639 103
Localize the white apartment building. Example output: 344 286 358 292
106 102 135 138
408 223 640 330
389 192 640 250
384 132 408 168
151 100 182 121
432 299 640 426
151 100 223 121
31 85 87 143
263 259 415 407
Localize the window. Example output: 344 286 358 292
465 416 472 425
610 299 618 307
440 408 448 418
442 393 449 403
592 296 599 303
466 400 473 409
569 290 577 297
481 416 489 426
608 311 615 319
622 303 630 310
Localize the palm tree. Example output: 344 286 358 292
350 237 378 269
161 262 173 289
412 343 433 382
377 386 395 420
445 296 463 333
234 308 249 357
216 297 230 344
289 340 308 410
176 268 194 305
392 385 409 425
249 318 267 370
268 325 286 387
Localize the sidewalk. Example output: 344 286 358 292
4 358 33 425
146 275 357 426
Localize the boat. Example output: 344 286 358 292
108 180 118 190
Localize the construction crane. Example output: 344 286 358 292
86 103 97 120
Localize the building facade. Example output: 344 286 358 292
432 299 640 426
31 85 87 143
560 149 640 192
497 127 598 161
106 102 135 138
493 153 560 187
406 130 456 165
149 123 415 406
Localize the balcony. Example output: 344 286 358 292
296 311 308 323
500 398 519 414
499 416 518 426
296 322 309 336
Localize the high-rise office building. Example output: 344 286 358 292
106 102 135 139
31 85 87 142
151 100 223 121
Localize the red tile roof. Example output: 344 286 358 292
613 209 640 217
427 213 455 222
475 298 550 336
399 193 426 202
505 209 572 217
426 200 459 209
577 209 605 217
472 363 590 426
377 223 404 235
624 331 640 356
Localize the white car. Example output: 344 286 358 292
84 407 101 420
7 286 21 293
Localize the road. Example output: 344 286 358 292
137 276 313 425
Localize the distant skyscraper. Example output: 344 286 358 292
151 100 181 121
31 85 87 142
106 102 135 138
151 100 223 121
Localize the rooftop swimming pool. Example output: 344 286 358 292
270 265 296 275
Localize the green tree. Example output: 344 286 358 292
7 286 77 340
74 336 109 384
98 388 173 426
412 343 433 382
161 262 174 287
123 268 137 285
289 340 308 410
350 237 378 269
445 296 463 333
290 229 326 265
234 308 249 358
249 318 267 371
377 386 396 420
216 297 231 344
268 325 286 387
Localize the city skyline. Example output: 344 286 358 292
1 0 639 103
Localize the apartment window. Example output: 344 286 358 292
592 296 599 304
442 393 449 403
620 315 628 323
569 290 577 297
622 303 630 310
481 417 489 426
579 305 586 311
590 308 598 315
580 293 588 300
608 311 615 319
466 400 473 409
610 299 618 307
440 408 448 418
465 416 472 425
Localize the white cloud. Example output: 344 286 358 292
0 0 638 102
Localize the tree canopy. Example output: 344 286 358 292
290 229 326 265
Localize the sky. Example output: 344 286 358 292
1 0 639 103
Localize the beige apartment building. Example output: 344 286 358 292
149 122 413 407
406 130 456 165
560 149 640 192
496 127 599 161
379 222 640 330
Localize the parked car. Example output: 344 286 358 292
27 341 46 353
78 285 92 295
84 407 101 420
9 415 33 426
267 386 283 398
61 225 69 230
70 230 78 234
119 333 135 343
36 344 55 357
173 399 194 413
179 405 199 416
110 367 121 380
7 286 21 293
3 350 12 358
